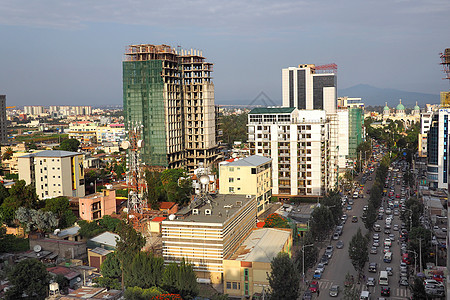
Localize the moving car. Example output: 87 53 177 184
302 290 312 300
381 286 390 296
367 277 376 286
329 285 340 297
336 240 344 249
368 262 377 272
400 276 409 286
385 267 393 276
352 216 358 223
370 247 378 254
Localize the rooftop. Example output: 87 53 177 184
165 194 255 224
222 155 272 167
18 150 80 158
249 107 295 114
89 247 112 256
89 232 120 248
229 228 291 262
57 226 80 238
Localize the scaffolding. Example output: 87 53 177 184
440 48 450 81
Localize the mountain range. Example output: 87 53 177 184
338 84 440 107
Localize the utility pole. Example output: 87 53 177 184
419 237 422 273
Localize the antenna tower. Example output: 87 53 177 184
440 48 450 83
124 123 147 219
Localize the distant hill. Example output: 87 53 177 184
338 84 440 107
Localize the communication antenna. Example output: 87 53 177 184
126 122 147 217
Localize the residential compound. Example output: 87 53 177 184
18 150 85 199
123 44 218 171
68 121 125 144
248 108 337 198
219 155 272 215
0 95 7 144
161 194 257 284
23 105 92 118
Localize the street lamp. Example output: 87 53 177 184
406 250 418 274
302 244 314 282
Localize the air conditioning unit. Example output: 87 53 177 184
205 209 212 215
192 209 199 215
236 201 243 206
223 205 232 209
246 195 252 199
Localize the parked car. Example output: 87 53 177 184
302 290 313 300
336 240 344 249
313 269 322 279
400 276 409 286
385 267 393 276
316 263 325 273
381 286 390 296
309 281 319 293
370 247 378 254
332 233 339 240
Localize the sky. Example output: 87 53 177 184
0 0 449 107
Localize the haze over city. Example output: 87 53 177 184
0 0 449 106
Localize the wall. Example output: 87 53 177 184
30 238 87 260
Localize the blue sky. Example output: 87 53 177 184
0 0 449 106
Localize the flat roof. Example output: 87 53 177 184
89 232 120 248
57 226 80 237
229 228 291 263
223 155 272 167
249 107 295 114
164 194 255 224
89 247 112 256
19 150 80 158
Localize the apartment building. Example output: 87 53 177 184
248 107 334 198
24 105 44 117
161 194 257 284
282 64 336 113
337 97 365 109
123 44 217 171
75 189 116 221
219 155 272 215
96 123 126 144
0 95 7 144
223 228 292 298
419 111 434 158
68 121 98 143
18 150 85 199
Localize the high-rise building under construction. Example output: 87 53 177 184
123 44 217 170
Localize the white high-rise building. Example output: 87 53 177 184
282 64 336 114
0 95 7 144
248 107 335 198
419 111 434 158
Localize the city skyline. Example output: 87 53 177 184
0 0 449 106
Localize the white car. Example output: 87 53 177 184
384 238 391 247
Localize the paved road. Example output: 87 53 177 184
312 166 411 299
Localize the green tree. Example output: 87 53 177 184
125 251 164 289
309 205 334 241
98 215 120 232
160 169 192 206
219 113 248 146
5 258 50 300
321 190 343 225
410 276 427 300
294 232 318 279
145 170 164 209
0 182 9 205
162 259 198 299
263 213 290 228
0 227 29 253
0 180 38 224
15 207 58 233
348 228 368 277
2 147 14 161
43 196 77 228
101 252 122 279
363 202 377 230
124 286 166 300
267 252 300 300
59 138 80 152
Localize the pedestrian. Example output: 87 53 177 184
317 289 320 296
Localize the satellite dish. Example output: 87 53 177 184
121 141 131 149
53 229 60 235
199 175 210 185
34 245 42 252
76 277 81 282
168 214 176 220
137 139 144 148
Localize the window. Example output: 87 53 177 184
229 178 234 183
237 178 241 181
226 282 231 289
251 168 256 174
229 167 234 172
229 187 234 193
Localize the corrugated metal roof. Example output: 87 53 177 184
225 155 272 167
89 232 120 248
249 107 295 114
232 228 291 263
19 150 80 158
90 247 112 256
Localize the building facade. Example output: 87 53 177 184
219 155 272 215
18 150 85 199
0 95 7 144
282 64 336 113
123 44 217 171
419 111 434 158
76 189 116 221
248 107 334 198
427 108 450 189
161 194 257 284
68 121 98 144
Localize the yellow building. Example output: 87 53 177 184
223 228 292 298
162 194 257 284
68 121 98 143
219 155 272 215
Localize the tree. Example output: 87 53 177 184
410 276 427 300
348 228 369 276
321 190 343 225
5 258 50 300
263 213 290 228
267 252 300 300
160 169 192 206
0 182 9 205
15 207 58 233
2 147 14 161
59 138 80 152
124 286 166 300
43 196 77 228
363 202 377 230
309 205 334 241
0 181 38 224
161 259 198 299
125 251 164 289
0 227 29 253
294 232 318 278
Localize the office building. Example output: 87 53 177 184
68 121 98 144
219 155 272 215
248 107 334 198
426 108 450 189
161 194 256 284
123 44 217 170
223 228 292 298
0 95 7 144
282 64 336 113
337 97 364 109
419 111 434 158
18 150 85 199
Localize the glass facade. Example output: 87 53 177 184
313 75 335 110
